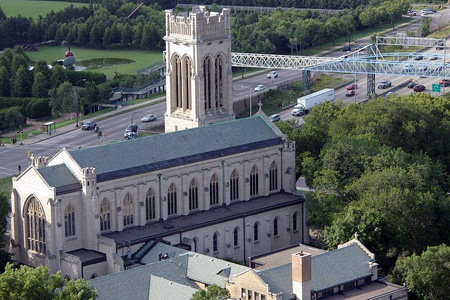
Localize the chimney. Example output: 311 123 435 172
292 252 312 300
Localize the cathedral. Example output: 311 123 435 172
9 7 308 280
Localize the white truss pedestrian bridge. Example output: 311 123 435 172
231 35 449 95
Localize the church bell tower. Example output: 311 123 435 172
164 6 235 132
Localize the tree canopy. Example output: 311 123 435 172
190 284 230 300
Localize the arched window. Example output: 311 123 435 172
172 54 182 109
230 170 239 201
100 198 111 232
293 212 298 231
183 56 192 110
64 204 75 237
234 227 239 247
26 197 46 254
123 193 134 227
203 56 213 109
210 174 219 206
215 55 224 108
253 223 259 242
250 165 259 196
168 183 177 216
273 218 279 237
213 232 219 252
189 179 199 211
269 161 278 192
146 188 156 221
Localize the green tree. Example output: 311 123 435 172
0 192 11 272
11 66 31 97
0 264 97 300
51 65 68 89
340 14 356 45
0 66 10 97
121 23 133 46
32 72 49 98
82 81 99 114
190 284 230 300
391 245 450 300
34 60 52 84
50 81 75 116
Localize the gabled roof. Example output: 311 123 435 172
68 115 283 182
257 243 373 298
36 164 81 195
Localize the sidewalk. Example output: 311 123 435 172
1 96 165 148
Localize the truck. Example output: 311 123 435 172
292 88 335 116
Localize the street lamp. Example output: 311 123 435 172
131 110 139 125
241 86 252 117
75 79 87 127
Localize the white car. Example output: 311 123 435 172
292 108 304 116
267 71 279 79
254 84 265 92
141 114 156 122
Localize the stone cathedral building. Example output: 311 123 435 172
9 7 308 280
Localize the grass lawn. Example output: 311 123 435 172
1 0 87 18
27 46 163 79
0 176 13 196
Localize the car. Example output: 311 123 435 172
124 132 139 140
413 84 425 92
267 71 279 79
124 124 138 138
421 13 430 17
407 11 416 16
141 114 156 122
254 84 265 92
377 80 392 89
429 55 439 60
81 120 97 130
436 42 445 50
346 90 355 97
292 108 304 116
439 79 450 86
402 64 414 72
421 8 436 14
407 81 417 88
343 45 351 52
346 84 357 90
268 114 281 122
414 55 424 60
385 92 396 98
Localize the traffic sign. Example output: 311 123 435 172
432 84 441 93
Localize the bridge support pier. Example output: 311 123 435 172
367 74 375 97
302 70 311 91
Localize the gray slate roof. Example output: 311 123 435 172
69 115 282 182
257 243 373 299
37 164 81 195
91 243 249 300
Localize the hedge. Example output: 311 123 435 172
0 97 51 119
66 70 107 85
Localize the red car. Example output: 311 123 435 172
439 79 450 87
413 85 425 92
346 84 357 90
346 90 355 97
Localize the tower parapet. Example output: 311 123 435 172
165 6 230 42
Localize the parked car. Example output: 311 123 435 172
267 71 279 79
385 92 396 98
414 55 424 60
377 80 392 89
346 84 357 90
429 55 439 60
346 90 355 97
254 84 265 92
436 42 445 50
124 124 138 137
439 79 450 86
343 45 351 52
407 81 417 89
268 114 281 122
421 13 430 17
413 84 425 92
81 120 97 130
124 132 139 140
141 114 156 122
